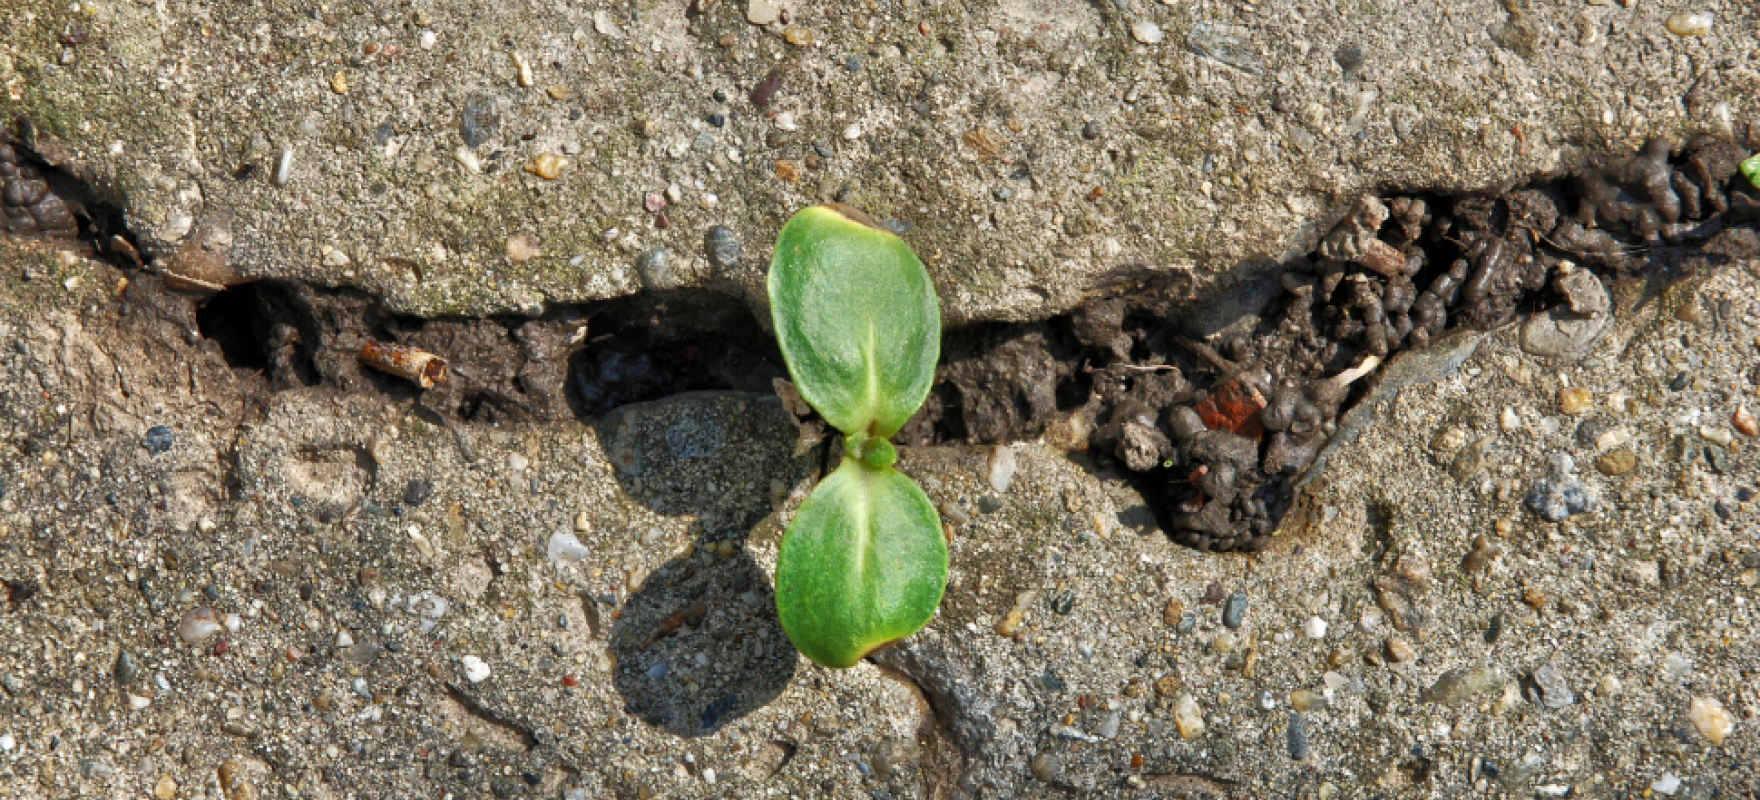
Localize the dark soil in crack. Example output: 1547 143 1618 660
7 127 1759 554
919 134 1760 552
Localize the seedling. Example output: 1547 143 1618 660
1742 153 1760 189
767 204 946 668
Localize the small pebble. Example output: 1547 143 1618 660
144 425 174 455
1525 471 1596 522
643 192 667 213
1290 688 1328 712
524 153 567 180
1385 636 1415 663
1733 407 1757 438
0 734 12 752
418 30 437 49
177 608 223 644
1302 617 1327 639
1557 387 1593 415
1161 598 1182 626
783 26 813 46
461 655 491 683
1652 774 1682 795
1287 713 1308 759
1221 592 1248 628
505 232 542 264
987 445 1017 493
548 534 593 565
1595 449 1637 476
1529 664 1575 708
1130 20 1163 44
1499 407 1522 432
636 247 673 290
704 226 742 273
1428 665 1505 706
1030 752 1062 783
1700 426 1734 447
746 0 781 25
1212 631 1238 654
329 72 348 94
1665 12 1712 36
1688 696 1733 745
1173 695 1205 740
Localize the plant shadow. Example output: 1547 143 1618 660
594 391 815 738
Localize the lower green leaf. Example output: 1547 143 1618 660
774 460 947 668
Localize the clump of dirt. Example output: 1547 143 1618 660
928 135 1760 553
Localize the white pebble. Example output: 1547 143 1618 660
509 453 529 472
987 445 1017 493
1665 13 1712 36
547 532 592 562
1652 773 1682 795
1700 426 1734 447
746 0 781 25
273 146 294 187
1499 407 1522 432
128 694 151 710
454 146 482 174
594 10 623 38
573 512 592 532
336 630 355 648
702 768 717 785
460 655 491 684
223 613 242 633
1302 616 1328 639
176 608 223 644
0 734 12 751
1688 696 1733 745
842 123 863 140
418 30 437 50
1173 695 1205 740
1130 20 1163 44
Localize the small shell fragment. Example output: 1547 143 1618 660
358 341 448 388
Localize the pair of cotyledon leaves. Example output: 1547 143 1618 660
767 204 946 669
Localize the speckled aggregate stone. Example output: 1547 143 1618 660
2 0 1757 322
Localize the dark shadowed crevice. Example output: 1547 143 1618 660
194 281 324 387
9 128 1758 555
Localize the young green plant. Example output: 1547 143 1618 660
767 204 946 668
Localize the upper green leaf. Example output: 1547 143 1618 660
1742 153 1760 189
773 459 948 668
768 204 941 439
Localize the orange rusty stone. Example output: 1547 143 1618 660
1194 381 1266 438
